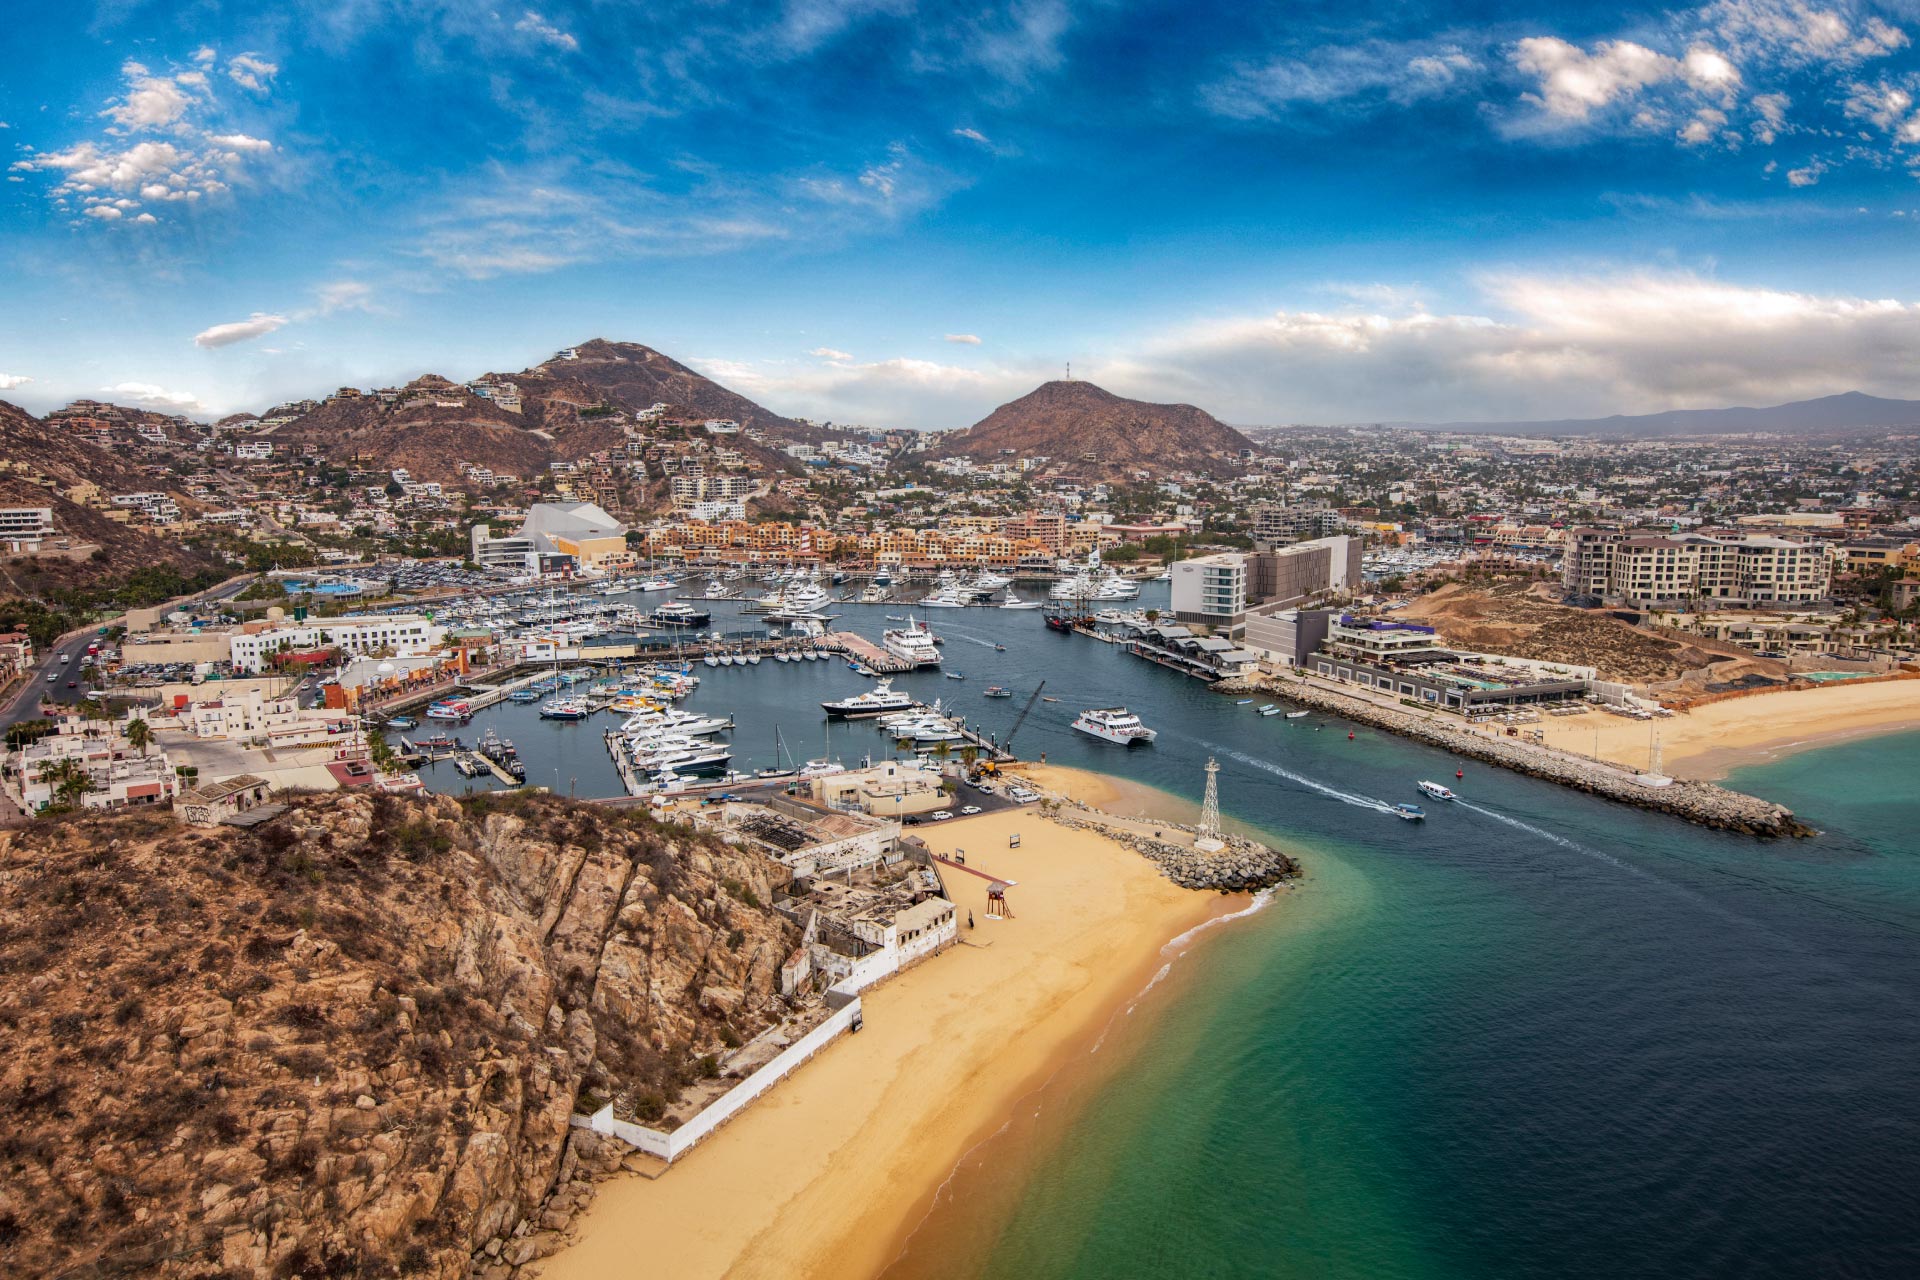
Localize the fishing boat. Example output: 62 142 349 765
1416 780 1458 802
1071 707 1158 746
1390 803 1426 821
944 670 965 680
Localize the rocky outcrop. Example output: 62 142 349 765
0 790 800 1278
1212 673 1811 837
1034 801 1300 891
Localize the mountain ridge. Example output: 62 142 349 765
1382 391 1920 438
937 379 1254 479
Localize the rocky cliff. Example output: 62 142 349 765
0 790 801 1278
937 380 1255 479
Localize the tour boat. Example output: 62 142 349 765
1416 780 1458 802
539 697 592 721
1390 803 1426 821
425 698 472 722
822 677 915 719
1071 707 1158 746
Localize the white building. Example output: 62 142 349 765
1171 553 1249 631
229 615 445 673
0 506 55 552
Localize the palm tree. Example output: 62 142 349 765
125 716 153 758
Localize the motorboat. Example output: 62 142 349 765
823 678 916 718
539 697 592 721
1071 707 1157 746
1390 803 1426 821
1285 710 1311 720
1260 707 1282 717
984 685 1012 698
999 590 1043 609
1416 780 1458 802
508 689 541 703
385 715 418 730
647 601 711 628
944 670 965 680
426 698 472 722
635 577 677 592
919 585 968 608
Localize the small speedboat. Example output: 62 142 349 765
1260 707 1281 717
1256 704 1276 713
1233 700 1253 706
945 671 965 680
1285 710 1310 720
984 685 1012 698
1416 780 1457 802
1390 803 1426 821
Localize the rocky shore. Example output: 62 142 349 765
1213 673 1811 838
1039 801 1300 891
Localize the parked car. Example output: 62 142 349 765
960 805 982 815
931 810 953 822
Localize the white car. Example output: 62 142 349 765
973 781 997 794
931 810 953 822
1009 788 1038 804
960 805 982 816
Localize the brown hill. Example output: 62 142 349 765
0 400 218 595
938 380 1254 479
0 789 800 1278
515 339 811 437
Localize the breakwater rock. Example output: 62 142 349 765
1041 803 1300 891
1213 674 1811 838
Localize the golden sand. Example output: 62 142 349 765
540 772 1228 1280
1535 677 1920 779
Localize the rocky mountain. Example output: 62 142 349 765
1408 390 1920 438
937 380 1255 479
0 789 801 1278
510 339 812 437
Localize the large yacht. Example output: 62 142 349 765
882 617 942 667
646 600 711 628
1071 706 1158 746
822 677 916 719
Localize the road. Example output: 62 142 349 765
0 573 257 731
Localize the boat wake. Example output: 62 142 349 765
1204 743 1394 814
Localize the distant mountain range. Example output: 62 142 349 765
1399 391 1920 438
937 380 1253 479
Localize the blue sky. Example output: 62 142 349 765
10 1 1920 426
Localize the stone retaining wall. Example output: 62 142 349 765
1213 674 1810 838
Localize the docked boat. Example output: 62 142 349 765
425 698 472 722
882 617 942 668
1285 710 1311 720
1260 707 1282 717
647 601 711 628
385 715 418 730
635 577 677 592
1416 780 1458 802
1071 707 1158 746
919 585 968 608
859 583 888 604
999 589 1043 610
539 697 592 721
1390 803 1426 821
508 689 541 703
822 677 915 719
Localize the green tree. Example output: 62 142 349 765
125 716 153 758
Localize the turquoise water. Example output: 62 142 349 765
888 731 1920 1280
1797 671 1872 683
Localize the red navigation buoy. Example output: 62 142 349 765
1348 731 1355 740
1456 769 1464 779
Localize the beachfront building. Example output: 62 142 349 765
1172 536 1363 636
1563 529 1833 608
1307 615 1593 711
697 795 902 878
810 759 950 817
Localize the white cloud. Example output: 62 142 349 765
1205 40 1479 117
1707 0 1907 67
101 61 197 131
312 280 375 314
194 313 290 348
226 53 279 92
952 127 990 144
1678 106 1730 144
1787 160 1826 184
104 381 204 413
809 347 854 360
515 11 581 52
1511 37 1682 121
207 133 273 153
0 374 32 391
192 46 216 65
1752 91 1791 142
943 333 982 344
84 204 123 220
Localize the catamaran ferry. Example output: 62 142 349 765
1071 706 1158 746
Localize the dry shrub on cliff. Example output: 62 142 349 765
0 790 799 1278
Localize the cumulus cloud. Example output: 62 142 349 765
207 133 273 153
1787 160 1827 184
1511 37 1683 121
104 381 204 413
0 374 32 391
809 347 854 360
227 53 278 92
1104 272 1920 424
943 333 982 344
100 61 199 131
193 313 289 348
515 11 581 52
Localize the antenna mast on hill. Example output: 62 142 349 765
1065 361 1072 381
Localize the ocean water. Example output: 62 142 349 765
409 584 1920 1277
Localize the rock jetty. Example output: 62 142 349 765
1040 802 1300 891
1213 674 1811 838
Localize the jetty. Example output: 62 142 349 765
833 632 913 673
1212 671 1810 837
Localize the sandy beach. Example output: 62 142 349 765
540 770 1235 1280
1536 677 1920 779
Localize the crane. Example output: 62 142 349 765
1000 680 1047 760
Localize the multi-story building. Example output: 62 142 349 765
0 506 55 552
1172 536 1361 635
229 615 445 673
1171 553 1249 631
1563 529 1832 607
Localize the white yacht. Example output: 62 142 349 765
919 584 969 608
822 677 915 719
882 617 942 667
1416 780 1458 802
635 576 677 592
999 589 1043 610
1071 707 1158 746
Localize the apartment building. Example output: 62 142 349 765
0 506 55 552
1172 535 1361 635
1563 529 1832 607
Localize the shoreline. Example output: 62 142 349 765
538 769 1269 1280
1534 677 1920 781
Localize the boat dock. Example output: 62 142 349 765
833 632 913 673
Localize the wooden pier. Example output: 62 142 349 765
833 631 913 673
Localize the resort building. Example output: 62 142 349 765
1562 529 1833 607
1171 536 1363 636
1306 615 1593 711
